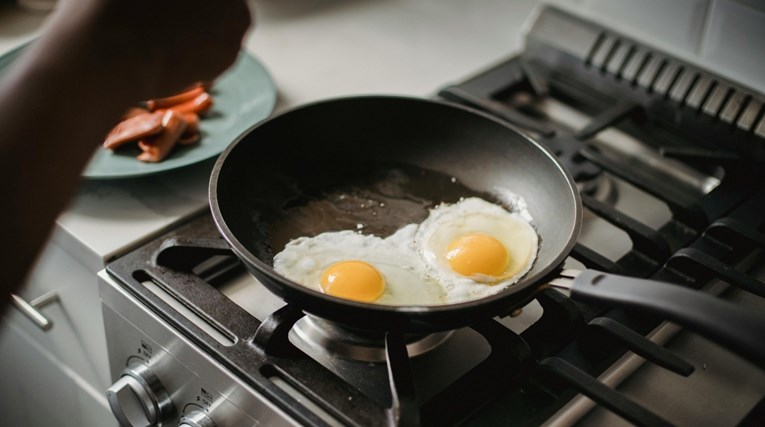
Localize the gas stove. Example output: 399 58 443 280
99 7 765 427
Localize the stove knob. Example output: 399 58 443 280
106 362 174 426
179 410 217 427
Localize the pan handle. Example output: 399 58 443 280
558 269 765 368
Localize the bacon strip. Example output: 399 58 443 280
103 111 164 150
181 113 200 135
136 110 187 162
177 133 201 146
122 107 150 120
102 83 211 162
169 92 213 115
146 86 205 111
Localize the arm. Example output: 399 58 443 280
0 0 251 307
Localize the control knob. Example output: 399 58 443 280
106 362 174 426
179 409 217 427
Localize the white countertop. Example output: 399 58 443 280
0 0 538 271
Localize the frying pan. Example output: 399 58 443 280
210 96 765 367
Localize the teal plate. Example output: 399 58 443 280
0 43 276 179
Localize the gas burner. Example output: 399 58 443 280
578 173 618 206
290 315 453 363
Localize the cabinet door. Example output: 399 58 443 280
0 319 28 425
11 241 110 390
0 318 117 427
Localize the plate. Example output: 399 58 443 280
0 43 276 179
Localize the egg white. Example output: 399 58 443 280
273 225 445 306
414 197 539 303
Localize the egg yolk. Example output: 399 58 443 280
446 233 509 279
320 261 385 302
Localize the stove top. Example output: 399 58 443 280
100 7 765 427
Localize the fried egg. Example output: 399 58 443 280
273 225 445 305
414 197 538 303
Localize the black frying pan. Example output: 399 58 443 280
210 96 765 367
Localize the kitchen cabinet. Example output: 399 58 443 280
0 241 115 427
0 314 115 427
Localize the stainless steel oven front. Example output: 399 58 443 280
99 271 298 427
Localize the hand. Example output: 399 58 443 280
45 0 252 100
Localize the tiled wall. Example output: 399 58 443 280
542 0 765 93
